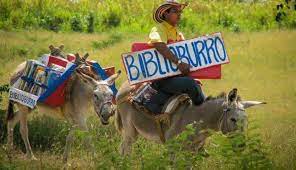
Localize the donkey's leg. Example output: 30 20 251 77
192 131 210 156
78 117 95 159
83 130 95 157
18 107 36 160
7 110 21 152
119 120 138 156
63 114 89 163
63 126 76 163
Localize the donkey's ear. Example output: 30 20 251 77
59 44 64 50
49 45 54 51
228 88 238 103
241 101 267 109
76 70 97 87
104 70 121 86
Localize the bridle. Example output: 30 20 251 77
94 83 116 119
218 102 246 133
97 98 115 118
218 105 232 132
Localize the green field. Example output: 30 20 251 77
0 29 295 169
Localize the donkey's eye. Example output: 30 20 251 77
230 118 237 123
94 94 99 100
238 108 246 112
223 108 231 112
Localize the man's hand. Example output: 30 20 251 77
177 62 190 75
153 42 191 75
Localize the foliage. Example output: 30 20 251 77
102 11 121 28
87 12 95 33
207 127 273 169
70 15 83 32
0 84 9 144
0 84 9 100
0 0 295 34
40 15 64 32
62 120 274 169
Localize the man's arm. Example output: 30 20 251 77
153 42 190 75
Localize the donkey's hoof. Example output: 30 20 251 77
199 148 209 157
63 157 68 163
31 156 38 161
25 154 38 161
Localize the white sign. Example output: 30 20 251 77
9 87 39 109
122 32 229 85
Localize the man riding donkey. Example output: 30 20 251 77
144 0 206 114
115 0 266 156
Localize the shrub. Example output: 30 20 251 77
218 13 235 28
23 12 39 29
102 11 121 28
207 122 273 169
40 15 64 32
87 12 95 33
0 84 9 144
0 0 296 33
70 15 83 32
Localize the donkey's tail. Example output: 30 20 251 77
115 108 123 133
6 100 14 121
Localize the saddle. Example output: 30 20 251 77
129 83 191 143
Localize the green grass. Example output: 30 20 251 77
0 29 295 169
0 0 296 34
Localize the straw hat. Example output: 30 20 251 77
153 0 188 23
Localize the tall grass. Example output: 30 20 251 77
0 0 295 34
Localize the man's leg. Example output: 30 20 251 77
143 90 172 113
155 76 205 105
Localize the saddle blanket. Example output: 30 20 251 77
130 83 191 116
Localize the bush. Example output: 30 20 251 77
218 13 235 28
206 122 273 169
70 15 83 32
40 15 64 32
0 0 296 33
87 12 95 33
102 11 121 28
0 84 9 144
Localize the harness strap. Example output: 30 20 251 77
154 113 171 143
116 92 133 105
130 100 170 144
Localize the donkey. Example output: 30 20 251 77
115 81 266 155
6 60 121 162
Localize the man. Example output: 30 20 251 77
144 0 206 113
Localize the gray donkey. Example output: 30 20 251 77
115 81 266 155
6 59 121 162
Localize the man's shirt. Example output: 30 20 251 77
148 21 185 45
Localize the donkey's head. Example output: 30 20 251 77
77 70 121 125
219 88 266 134
49 44 65 58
